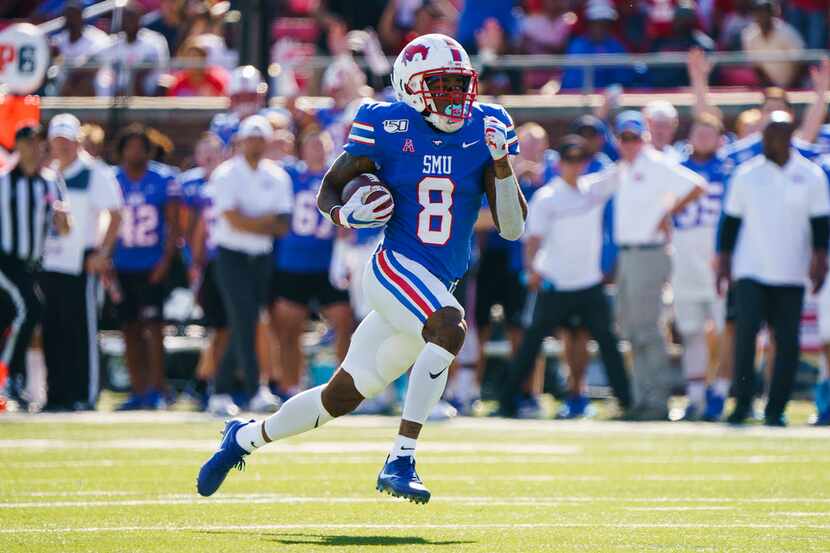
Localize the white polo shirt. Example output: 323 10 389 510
614 147 704 246
724 151 830 286
526 171 617 291
43 152 124 275
211 155 293 255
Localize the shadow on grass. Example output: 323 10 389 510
266 534 474 547
197 531 472 547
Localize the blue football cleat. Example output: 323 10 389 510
197 418 252 497
702 388 725 422
376 455 431 504
116 393 145 411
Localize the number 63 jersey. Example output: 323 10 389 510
344 101 518 286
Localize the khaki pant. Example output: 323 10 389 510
616 247 671 410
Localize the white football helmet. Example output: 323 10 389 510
392 33 478 133
229 65 268 118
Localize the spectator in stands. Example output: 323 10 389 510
41 114 123 412
456 0 520 54
560 2 632 91
519 0 576 89
80 123 106 159
476 16 522 94
167 38 228 97
785 0 829 50
143 0 184 54
178 1 233 69
498 136 631 419
614 0 650 52
94 2 170 96
51 0 110 95
378 0 452 53
612 111 705 421
715 0 755 50
649 1 715 88
643 100 681 162
520 0 575 55
207 116 292 417
718 112 830 426
741 0 805 88
111 124 180 410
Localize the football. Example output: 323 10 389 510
341 173 393 214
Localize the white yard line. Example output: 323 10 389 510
3 494 830 509
3 522 830 535
3 412 830 439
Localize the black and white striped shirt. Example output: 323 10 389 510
0 164 61 266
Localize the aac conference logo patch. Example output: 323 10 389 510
383 119 409 133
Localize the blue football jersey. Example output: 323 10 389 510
177 167 207 208
113 165 180 271
344 101 519 284
721 132 821 167
277 162 336 273
674 154 730 231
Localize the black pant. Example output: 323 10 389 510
39 270 99 408
500 283 631 413
733 278 804 419
0 256 41 396
214 247 272 397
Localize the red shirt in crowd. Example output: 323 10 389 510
167 67 229 97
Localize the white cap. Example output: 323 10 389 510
229 65 267 96
586 0 618 21
643 100 679 121
237 115 273 140
48 113 81 141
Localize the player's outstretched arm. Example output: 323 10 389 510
317 151 378 226
483 116 527 241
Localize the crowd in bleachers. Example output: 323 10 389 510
4 0 830 95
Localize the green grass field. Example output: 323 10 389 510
2 407 830 552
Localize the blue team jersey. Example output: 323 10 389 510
721 132 822 167
177 167 207 208
276 162 336 273
344 101 519 284
674 153 730 231
113 165 180 271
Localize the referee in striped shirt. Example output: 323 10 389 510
0 125 70 407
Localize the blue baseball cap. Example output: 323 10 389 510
615 110 646 136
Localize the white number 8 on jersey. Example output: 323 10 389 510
416 176 454 245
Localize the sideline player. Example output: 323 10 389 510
271 130 354 393
672 114 730 420
111 125 180 410
198 34 526 503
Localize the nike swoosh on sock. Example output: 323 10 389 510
428 368 447 379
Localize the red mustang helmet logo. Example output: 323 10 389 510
403 43 430 63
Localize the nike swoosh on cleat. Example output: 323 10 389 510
462 140 479 148
314 415 320 428
428 368 447 380
400 446 415 451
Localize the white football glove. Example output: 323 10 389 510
337 185 393 229
484 115 509 161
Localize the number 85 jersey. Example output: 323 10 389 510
344 100 519 285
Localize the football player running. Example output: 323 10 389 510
198 34 527 503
